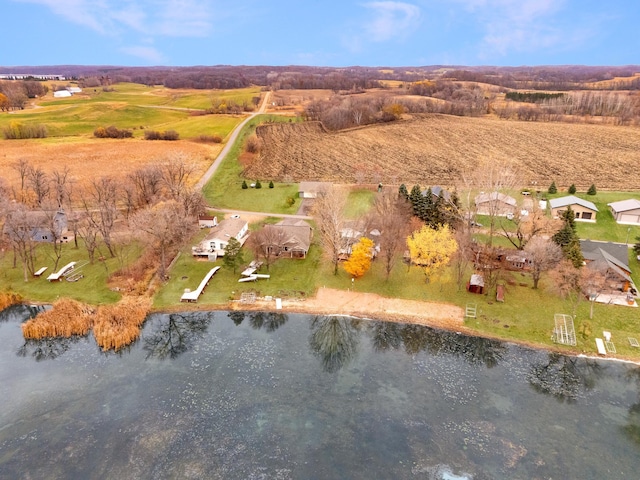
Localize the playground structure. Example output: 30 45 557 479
552 313 577 346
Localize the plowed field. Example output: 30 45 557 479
247 115 640 190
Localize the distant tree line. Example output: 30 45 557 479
505 92 566 102
0 80 48 110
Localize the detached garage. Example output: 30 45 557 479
608 199 640 225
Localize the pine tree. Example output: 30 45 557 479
552 207 583 268
255 180 262 189
548 181 557 194
568 184 576 194
587 184 596 195
241 180 248 189
398 184 409 200
409 184 422 217
269 181 274 189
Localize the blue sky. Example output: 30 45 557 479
2 0 639 67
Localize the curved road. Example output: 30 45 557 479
194 91 271 191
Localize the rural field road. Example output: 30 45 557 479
194 91 271 191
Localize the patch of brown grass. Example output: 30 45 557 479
0 139 216 192
22 298 94 339
0 291 23 310
93 296 152 351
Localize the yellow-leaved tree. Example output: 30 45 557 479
343 237 375 278
406 224 457 283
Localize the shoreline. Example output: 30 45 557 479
157 287 640 366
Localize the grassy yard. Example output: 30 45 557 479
344 188 376 219
0 241 144 305
155 225 640 358
202 114 302 214
543 190 640 243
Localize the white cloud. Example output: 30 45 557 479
362 1 422 42
445 0 579 57
120 45 166 64
12 0 212 37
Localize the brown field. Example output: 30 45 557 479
247 114 640 190
0 139 220 191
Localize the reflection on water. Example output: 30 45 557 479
1 307 640 479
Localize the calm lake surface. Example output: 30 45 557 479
1 305 640 480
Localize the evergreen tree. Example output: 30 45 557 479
269 181 274 189
552 206 583 268
241 180 248 189
409 184 422 217
568 184 576 194
633 236 640 256
255 180 262 189
398 184 409 200
548 181 557 194
223 238 244 273
587 184 596 195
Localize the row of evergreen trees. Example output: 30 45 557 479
398 184 460 228
548 181 597 195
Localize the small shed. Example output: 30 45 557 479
467 274 485 294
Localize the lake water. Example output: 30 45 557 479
1 305 640 479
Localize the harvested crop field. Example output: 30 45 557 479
247 115 640 190
0 139 220 189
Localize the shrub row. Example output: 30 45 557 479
144 129 179 141
3 122 48 139
94 125 133 138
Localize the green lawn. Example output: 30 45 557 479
202 114 302 214
344 189 376 219
0 240 144 305
541 190 640 243
0 83 257 140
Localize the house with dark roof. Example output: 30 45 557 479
608 199 640 225
259 219 313 258
580 240 634 293
549 196 598 222
421 185 453 204
3 209 73 243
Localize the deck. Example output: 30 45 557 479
180 267 220 302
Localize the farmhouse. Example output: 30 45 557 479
192 217 249 259
580 240 635 293
3 209 73 243
474 192 517 216
549 196 598 222
608 199 640 225
259 219 313 258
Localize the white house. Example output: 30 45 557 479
608 199 640 225
192 217 249 259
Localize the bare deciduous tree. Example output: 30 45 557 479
160 154 194 200
85 177 119 257
249 225 288 271
524 236 563 289
130 200 196 280
372 190 411 279
4 203 38 281
27 165 50 206
127 165 162 209
312 185 348 275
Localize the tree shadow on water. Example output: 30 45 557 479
143 312 212 360
309 316 360 373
